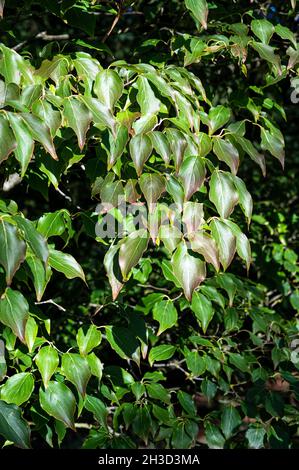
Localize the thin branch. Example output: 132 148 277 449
102 1 124 43
35 299 66 312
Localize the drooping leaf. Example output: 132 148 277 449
1 372 34 406
171 242 206 301
0 115 17 164
213 137 239 175
39 381 76 430
104 244 124 300
189 231 220 271
210 219 236 270
0 219 26 285
0 400 31 449
260 126 285 167
191 292 214 333
136 76 161 115
8 112 34 175
24 316 38 353
35 346 59 388
182 202 204 235
185 0 209 29
148 345 176 366
63 97 92 151
48 248 85 282
76 325 102 356
209 170 239 218
21 113 58 160
129 134 152 176
139 173 165 208
165 128 187 172
61 353 91 398
230 174 253 224
80 95 116 133
251 19 274 44
233 135 266 176
119 229 149 281
149 131 171 165
221 405 242 440
94 70 123 110
0 288 29 342
153 300 178 335
208 106 231 135
14 215 48 266
26 255 52 301
178 155 206 201
107 124 129 170
105 326 140 363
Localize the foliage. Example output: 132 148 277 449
0 0 298 449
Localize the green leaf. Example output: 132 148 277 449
139 173 165 207
185 351 206 376
136 76 161 115
209 170 239 218
63 97 92 151
246 426 266 449
104 244 123 301
275 24 297 48
87 353 103 379
233 135 266 176
14 215 48 266
107 124 129 170
177 391 196 416
208 106 231 135
80 95 116 133
213 138 239 175
146 383 170 404
223 220 251 271
35 346 59 388
165 128 187 172
94 70 123 110
210 219 236 270
189 231 220 271
37 210 69 239
39 381 76 430
260 126 285 167
149 131 171 165
119 229 149 281
24 316 38 353
0 400 31 448
1 372 34 406
205 422 225 449
0 219 26 285
166 175 184 211
185 0 209 29
251 19 274 44
26 254 52 301
48 248 85 282
129 134 152 176
32 99 61 138
0 288 29 342
76 325 102 356
178 155 206 201
159 224 182 254
148 345 176 366
171 242 206 301
182 202 204 235
85 395 108 427
251 42 281 75
61 353 91 398
221 406 241 440
153 300 178 335
230 174 253 223
191 292 214 333
20 113 58 160
105 326 140 363
8 112 34 176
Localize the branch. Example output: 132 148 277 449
102 1 124 43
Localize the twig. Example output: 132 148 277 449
102 1 124 43
35 299 66 312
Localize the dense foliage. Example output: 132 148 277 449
0 0 298 449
